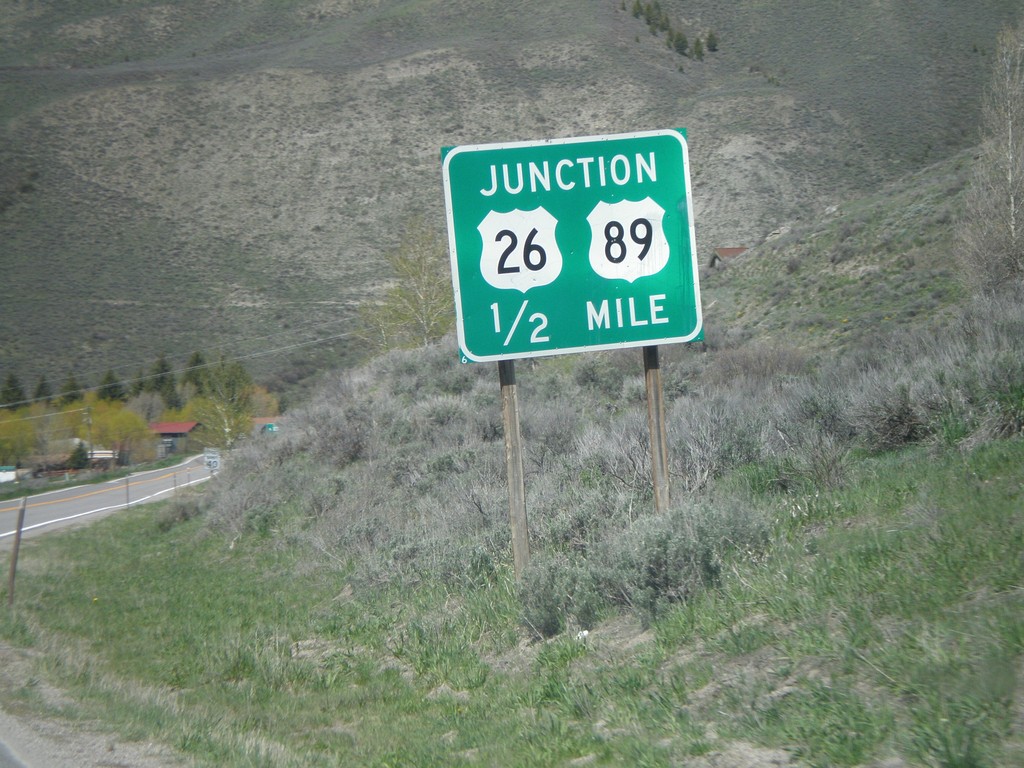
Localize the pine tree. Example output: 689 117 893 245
33 375 52 404
706 30 719 52
68 440 90 470
642 2 654 27
129 369 145 398
181 351 208 396
673 31 689 56
147 354 181 411
58 373 82 406
1 372 25 409
98 369 126 402
656 4 670 33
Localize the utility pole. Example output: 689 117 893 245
85 406 93 465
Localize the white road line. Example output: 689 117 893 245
0 461 211 540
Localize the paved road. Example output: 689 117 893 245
1 456 210 766
0 455 212 549
0 741 26 768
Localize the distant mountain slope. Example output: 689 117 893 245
0 0 1018 391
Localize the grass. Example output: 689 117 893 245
702 150 971 357
2 437 1021 766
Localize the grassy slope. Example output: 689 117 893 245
0 0 1017 392
0 440 1020 766
700 150 972 356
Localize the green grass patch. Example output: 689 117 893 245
2 439 1022 765
657 441 1024 767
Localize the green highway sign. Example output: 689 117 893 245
441 129 703 362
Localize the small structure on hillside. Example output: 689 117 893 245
709 246 748 268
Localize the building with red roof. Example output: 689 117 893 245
149 421 200 456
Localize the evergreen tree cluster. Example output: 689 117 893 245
1 371 56 410
1 351 233 411
629 0 718 61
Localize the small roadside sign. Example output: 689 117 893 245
204 448 221 473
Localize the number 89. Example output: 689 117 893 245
604 218 653 264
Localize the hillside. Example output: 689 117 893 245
2 251 1022 766
2 6 1024 763
1 0 1019 393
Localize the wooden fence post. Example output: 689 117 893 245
6 497 27 609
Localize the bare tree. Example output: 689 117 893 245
357 217 454 352
960 23 1024 295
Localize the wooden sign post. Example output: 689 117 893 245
499 360 530 579
644 346 670 515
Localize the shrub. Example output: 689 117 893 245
575 409 651 494
979 352 1024 438
520 496 768 634
793 431 851 490
198 289 1024 639
847 374 927 452
531 486 620 555
704 344 808 392
767 376 855 489
587 496 767 625
668 394 767 491
572 352 630 398
519 554 578 638
305 399 372 465
521 397 582 472
156 492 202 532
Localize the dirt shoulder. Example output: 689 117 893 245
0 642 184 768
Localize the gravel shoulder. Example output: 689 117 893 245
0 642 184 768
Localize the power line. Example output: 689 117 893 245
0 407 89 424
30 315 357 388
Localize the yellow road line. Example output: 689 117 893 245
0 470 182 514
